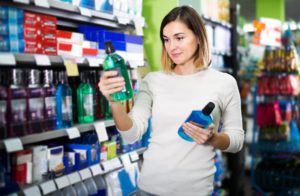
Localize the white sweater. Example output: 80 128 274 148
119 68 244 196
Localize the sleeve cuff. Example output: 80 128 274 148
222 130 244 153
117 121 139 144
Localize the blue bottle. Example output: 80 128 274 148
56 72 73 128
178 102 215 142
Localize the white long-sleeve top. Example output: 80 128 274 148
118 68 244 196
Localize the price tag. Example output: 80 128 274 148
34 54 51 66
64 59 79 76
13 0 30 4
120 154 131 168
34 0 50 8
55 176 70 189
23 186 41 196
3 138 23 153
79 168 92 180
0 53 16 66
67 172 81 185
79 7 92 17
101 161 112 172
94 122 108 142
66 127 80 139
87 58 101 67
116 16 130 25
90 164 103 176
129 151 139 162
134 19 144 36
40 180 56 195
110 157 122 169
128 61 138 68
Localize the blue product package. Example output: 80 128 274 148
96 0 113 13
125 34 143 44
80 0 95 10
78 25 105 40
105 31 125 42
178 102 215 142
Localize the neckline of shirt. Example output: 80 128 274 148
170 67 210 78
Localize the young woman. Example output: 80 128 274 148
99 6 244 196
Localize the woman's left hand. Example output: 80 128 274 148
182 122 215 145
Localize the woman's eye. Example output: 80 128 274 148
177 37 184 41
163 38 169 43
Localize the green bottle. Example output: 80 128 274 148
103 41 134 101
77 72 95 123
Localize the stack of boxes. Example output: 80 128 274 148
24 12 57 55
0 7 24 53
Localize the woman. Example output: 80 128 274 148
99 6 244 196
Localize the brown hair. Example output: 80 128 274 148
160 6 211 72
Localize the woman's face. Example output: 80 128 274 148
162 20 199 67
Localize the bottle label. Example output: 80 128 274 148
83 94 94 116
0 100 6 124
11 99 26 123
114 67 126 93
29 97 44 120
45 96 56 118
62 95 72 121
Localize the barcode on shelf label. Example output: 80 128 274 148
79 168 92 180
40 180 56 195
34 0 50 8
79 7 92 17
3 138 23 153
23 186 41 196
120 154 131 168
90 164 103 176
0 53 16 66
67 172 81 184
13 0 30 4
129 151 139 162
55 176 70 189
94 122 108 142
34 54 51 66
66 127 80 139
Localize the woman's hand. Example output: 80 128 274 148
182 122 215 145
98 71 125 102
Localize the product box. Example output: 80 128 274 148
47 146 64 176
57 42 83 57
11 149 33 185
32 145 48 182
95 0 113 13
57 30 84 45
67 144 101 168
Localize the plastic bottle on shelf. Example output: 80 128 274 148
178 102 215 142
0 70 8 139
55 71 73 128
62 185 78 196
103 41 134 101
84 177 98 196
93 174 107 196
74 181 89 196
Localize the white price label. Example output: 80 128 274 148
87 58 101 67
66 127 80 139
79 7 92 17
134 19 144 36
67 172 81 184
0 53 16 66
55 176 70 189
101 161 112 172
40 180 56 195
34 54 51 66
110 157 122 169
23 186 41 196
3 138 23 153
13 0 30 4
120 154 131 168
79 168 92 180
117 16 130 25
94 122 108 142
129 151 139 162
34 0 50 8
90 164 103 176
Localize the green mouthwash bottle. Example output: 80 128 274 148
103 41 134 101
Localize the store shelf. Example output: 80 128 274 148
202 15 232 29
0 119 115 150
2 0 145 29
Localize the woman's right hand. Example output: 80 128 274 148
98 70 125 102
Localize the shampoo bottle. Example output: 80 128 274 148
178 102 215 142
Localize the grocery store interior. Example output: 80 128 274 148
1 0 300 195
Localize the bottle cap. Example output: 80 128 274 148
105 41 115 54
202 102 215 116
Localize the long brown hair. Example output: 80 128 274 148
160 6 211 72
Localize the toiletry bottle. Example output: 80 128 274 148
74 181 89 196
84 177 98 196
93 174 107 196
178 102 215 142
68 76 80 123
103 41 133 101
77 71 95 124
8 69 27 137
27 69 44 134
0 70 8 139
43 70 57 131
90 70 102 120
56 71 73 128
